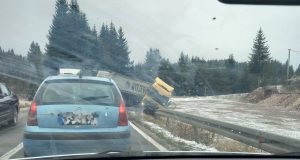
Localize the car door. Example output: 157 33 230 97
0 84 11 122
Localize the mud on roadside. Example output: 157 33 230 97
244 77 300 111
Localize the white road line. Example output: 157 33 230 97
129 121 167 151
1 122 166 159
0 143 23 160
20 108 29 112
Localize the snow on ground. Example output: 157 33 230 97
142 121 218 152
170 96 300 139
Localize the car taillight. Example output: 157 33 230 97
118 99 128 126
27 100 38 126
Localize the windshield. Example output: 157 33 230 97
0 0 300 159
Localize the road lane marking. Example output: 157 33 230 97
20 108 29 112
129 121 167 151
0 143 23 160
1 122 166 159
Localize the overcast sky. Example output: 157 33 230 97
0 0 299 68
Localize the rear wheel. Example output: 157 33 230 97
8 107 18 126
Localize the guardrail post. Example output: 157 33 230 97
258 131 264 150
193 126 199 143
165 117 170 128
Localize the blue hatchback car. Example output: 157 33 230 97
23 75 130 157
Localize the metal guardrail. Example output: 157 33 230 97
278 92 300 94
156 109 300 154
0 61 41 84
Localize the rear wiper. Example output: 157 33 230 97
95 102 112 106
81 96 109 101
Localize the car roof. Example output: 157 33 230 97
44 75 114 84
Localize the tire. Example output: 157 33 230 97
8 107 18 126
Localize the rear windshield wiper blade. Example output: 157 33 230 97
81 96 109 101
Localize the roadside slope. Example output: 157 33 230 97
245 76 300 110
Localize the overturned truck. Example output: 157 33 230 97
96 71 174 114
141 77 174 115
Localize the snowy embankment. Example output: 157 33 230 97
206 93 248 101
170 96 300 139
142 121 218 152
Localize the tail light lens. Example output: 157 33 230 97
27 100 38 126
118 99 128 126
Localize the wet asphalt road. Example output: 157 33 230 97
0 109 158 159
0 109 27 158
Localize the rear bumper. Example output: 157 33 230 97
24 130 130 140
23 138 131 157
23 126 131 157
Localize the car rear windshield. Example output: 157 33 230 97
36 79 121 106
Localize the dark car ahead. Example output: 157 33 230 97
0 83 19 126
23 75 131 157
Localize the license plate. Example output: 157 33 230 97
57 112 99 126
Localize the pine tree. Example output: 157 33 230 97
80 14 94 72
98 23 119 72
45 0 69 75
27 42 43 97
144 48 162 81
262 60 285 85
249 28 271 86
98 24 133 75
27 42 44 80
225 54 235 69
191 56 204 64
45 0 92 74
117 27 132 75
66 0 90 67
158 59 175 85
296 64 300 76
69 0 79 12
178 52 189 67
178 52 190 72
0 46 3 56
194 67 211 96
249 28 270 73
99 24 109 70
89 25 101 71
107 22 119 72
284 60 294 78
41 0 134 77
